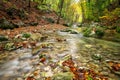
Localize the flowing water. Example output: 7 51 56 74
0 29 120 80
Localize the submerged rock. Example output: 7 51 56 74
91 54 102 60
52 72 74 80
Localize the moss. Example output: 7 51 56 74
22 33 31 38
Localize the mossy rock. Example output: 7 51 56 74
6 7 17 16
29 22 38 26
45 18 55 23
63 23 71 27
30 33 42 41
61 29 78 34
91 54 102 60
95 29 104 38
0 35 8 42
52 72 74 80
0 18 17 29
4 42 15 51
70 31 78 34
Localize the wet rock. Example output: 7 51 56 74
14 21 25 27
58 55 72 66
32 46 42 55
40 36 48 41
0 18 17 29
30 33 42 41
70 30 78 34
91 54 102 60
4 42 15 51
85 44 92 48
61 29 78 34
100 71 109 76
19 52 32 60
14 34 22 39
29 22 38 26
52 72 74 80
16 78 23 80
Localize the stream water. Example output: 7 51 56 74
0 29 120 80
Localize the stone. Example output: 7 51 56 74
52 72 74 80
30 33 42 41
0 35 8 42
4 42 15 51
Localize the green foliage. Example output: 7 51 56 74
116 26 120 33
22 33 31 38
18 9 26 19
37 4 50 12
112 8 120 16
87 76 93 80
83 28 92 37
95 29 104 38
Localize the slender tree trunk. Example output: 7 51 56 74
28 0 31 12
81 3 85 22
57 0 64 24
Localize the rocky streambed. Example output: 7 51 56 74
0 28 120 80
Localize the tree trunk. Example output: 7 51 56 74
57 0 64 24
81 3 85 22
28 0 31 12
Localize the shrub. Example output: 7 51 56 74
18 9 26 19
0 18 16 29
95 29 104 38
83 28 91 37
116 26 120 33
